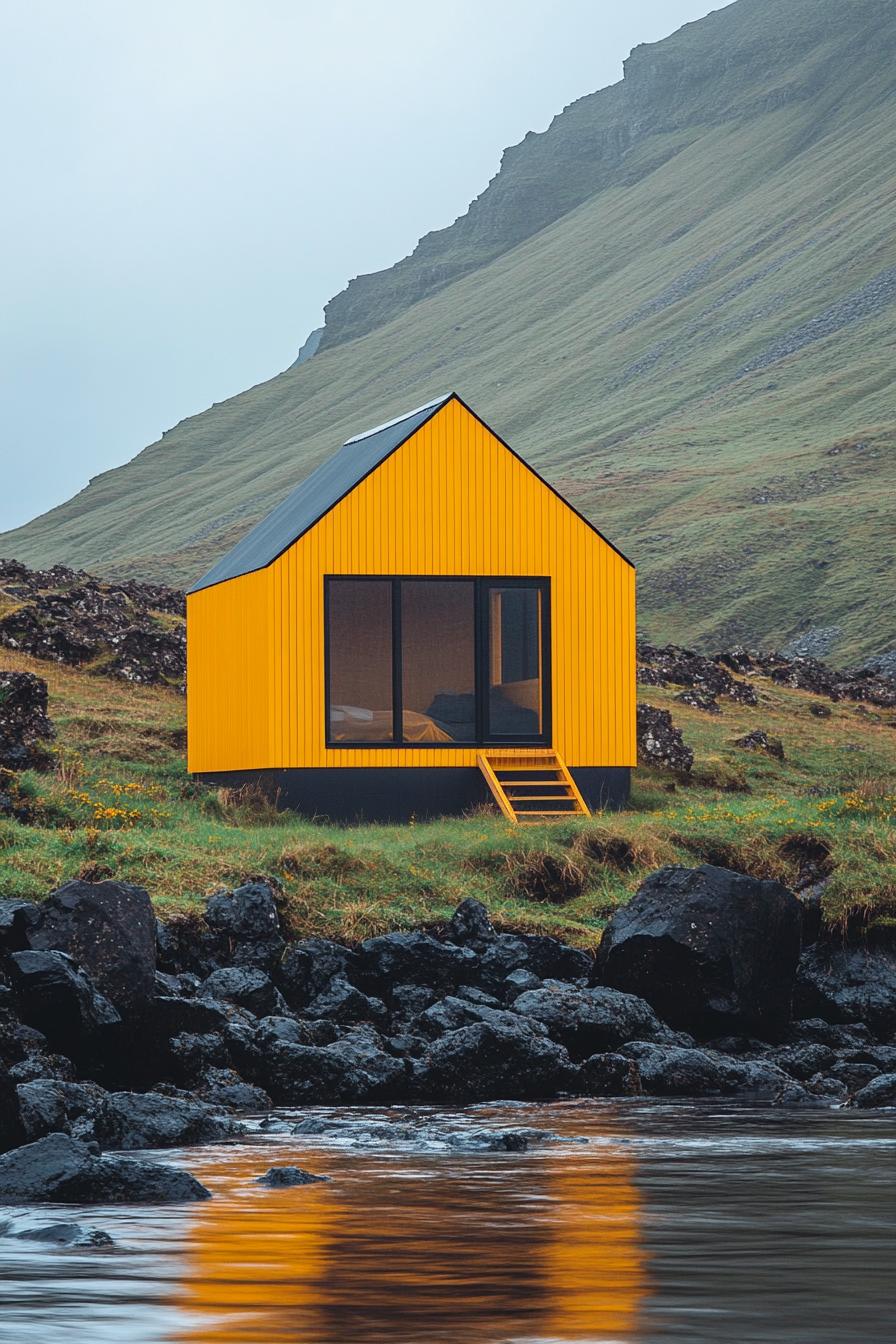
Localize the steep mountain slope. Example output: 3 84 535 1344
3 0 895 663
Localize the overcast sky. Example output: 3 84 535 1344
0 0 720 532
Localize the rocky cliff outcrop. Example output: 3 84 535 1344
0 560 185 691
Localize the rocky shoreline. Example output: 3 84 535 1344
2 867 896 1204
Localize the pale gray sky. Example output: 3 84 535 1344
0 0 720 531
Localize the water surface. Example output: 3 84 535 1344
2 1100 895 1343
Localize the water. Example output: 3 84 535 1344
1 1100 895 1343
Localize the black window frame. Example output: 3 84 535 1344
324 575 551 749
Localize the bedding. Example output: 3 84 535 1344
329 705 453 743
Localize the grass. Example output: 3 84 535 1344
1 2 895 663
2 645 894 949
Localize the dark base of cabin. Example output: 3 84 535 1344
195 766 631 823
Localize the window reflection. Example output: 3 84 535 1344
328 580 394 741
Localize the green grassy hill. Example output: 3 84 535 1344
3 0 895 663
2 641 893 942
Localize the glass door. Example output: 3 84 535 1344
480 580 550 744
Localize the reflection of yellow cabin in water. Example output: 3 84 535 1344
187 393 636 823
173 1139 646 1343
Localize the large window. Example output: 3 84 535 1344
326 577 549 747
327 579 394 743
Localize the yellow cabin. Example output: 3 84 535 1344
187 393 635 822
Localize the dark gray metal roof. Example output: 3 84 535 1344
188 394 453 593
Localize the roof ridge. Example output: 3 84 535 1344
343 393 453 445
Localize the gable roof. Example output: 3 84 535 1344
188 391 631 593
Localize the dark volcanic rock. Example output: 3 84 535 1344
256 1165 329 1187
305 976 387 1028
0 671 55 770
12 1221 114 1248
734 729 785 760
391 983 437 1021
26 880 156 1013
0 898 38 951
0 1132 210 1203
674 689 721 713
262 1041 375 1105
579 1052 642 1096
416 1020 575 1102
795 945 896 1038
16 1079 69 1141
168 1031 229 1085
204 882 284 971
0 563 186 689
93 1091 243 1150
199 966 286 1017
7 950 120 1055
147 994 228 1038
477 932 591 992
621 1042 725 1096
197 1068 271 1111
637 644 757 704
636 704 693 772
359 931 477 995
512 981 662 1059
597 865 802 1038
278 938 361 1007
445 898 496 950
415 994 549 1041
850 1074 896 1109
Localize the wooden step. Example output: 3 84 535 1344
478 749 590 824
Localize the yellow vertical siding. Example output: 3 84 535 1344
187 398 636 772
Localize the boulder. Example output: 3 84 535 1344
0 671 55 770
500 968 543 1000
7 949 120 1055
415 994 549 1041
256 1166 329 1187
0 898 38 951
261 1040 375 1105
579 1052 642 1097
597 865 802 1038
204 882 284 971
0 1132 210 1203
444 898 496 950
16 1079 68 1141
168 1031 230 1085
512 981 662 1059
391 983 437 1021
304 976 388 1028
11 1221 114 1248
199 966 286 1018
477 932 591 991
323 1030 408 1097
196 1069 271 1111
93 1091 244 1149
359 931 477 996
277 938 360 1006
415 1020 575 1102
734 729 785 760
637 644 757 704
794 945 896 1038
147 994 228 1038
674 689 721 714
636 704 693 772
850 1074 896 1108
26 880 156 1013
621 1042 725 1096
767 1043 837 1082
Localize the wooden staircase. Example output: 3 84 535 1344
477 749 590 824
